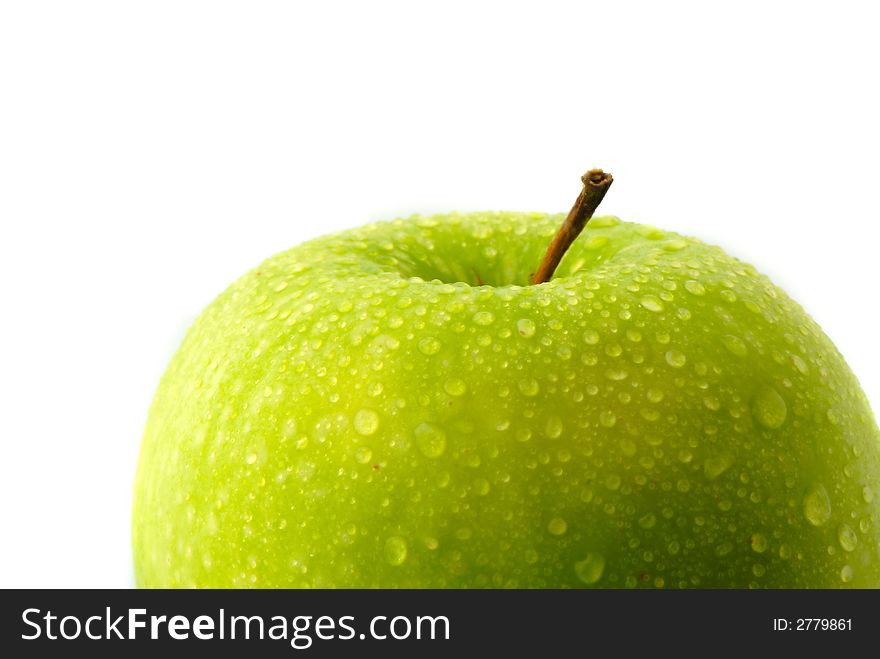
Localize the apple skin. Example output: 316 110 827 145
133 212 880 588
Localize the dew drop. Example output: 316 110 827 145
582 329 600 345
245 453 257 465
703 453 733 480
792 354 809 374
574 553 606 585
803 482 831 527
715 542 733 557
418 337 442 355
750 532 768 553
751 386 787 429
548 517 568 535
605 368 629 381
684 280 706 296
354 409 380 435
665 349 687 368
354 446 373 464
840 565 854 583
585 234 609 249
863 485 874 503
722 334 748 357
518 378 540 397
384 536 408 566
473 311 495 326
516 428 532 442
599 410 617 428
838 524 858 552
517 318 536 337
444 379 467 396
640 295 665 312
415 422 447 458
638 513 657 529
545 416 564 439
647 388 665 403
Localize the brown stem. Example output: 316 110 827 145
532 169 613 284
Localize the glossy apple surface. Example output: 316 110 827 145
133 213 880 587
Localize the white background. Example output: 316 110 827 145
1 1 878 588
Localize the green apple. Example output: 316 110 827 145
133 179 880 588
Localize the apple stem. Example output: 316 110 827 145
532 169 613 284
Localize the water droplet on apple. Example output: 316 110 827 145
665 350 686 368
582 329 600 345
638 513 657 529
581 234 608 250
473 311 495 326
663 239 688 251
605 342 623 357
715 542 733 557
840 565 854 583
473 478 490 495
516 318 536 337
646 388 664 403
367 382 384 397
703 453 733 480
574 553 606 585
590 215 620 227
354 446 372 464
245 453 257 465
444 379 467 396
703 396 721 411
384 536 408 566
722 334 748 357
640 295 664 312
791 354 809 374
547 517 567 535
354 409 380 435
418 337 442 355
803 482 831 526
545 416 564 439
838 524 857 552
684 280 706 296
750 533 768 553
518 378 540 397
604 473 621 490
863 485 874 503
455 528 472 540
599 410 617 428
415 422 447 458
751 386 787 429
605 368 628 381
